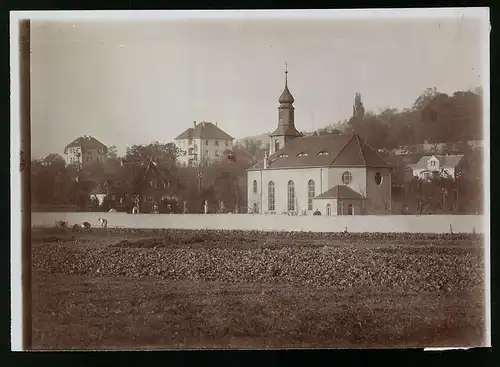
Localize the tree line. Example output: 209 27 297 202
311 87 483 150
31 142 253 213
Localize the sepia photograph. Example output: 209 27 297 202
11 9 490 350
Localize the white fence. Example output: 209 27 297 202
31 213 485 234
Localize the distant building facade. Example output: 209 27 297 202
247 68 392 215
174 121 234 166
40 153 66 167
64 135 108 166
410 154 465 180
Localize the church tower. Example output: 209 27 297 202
269 63 303 155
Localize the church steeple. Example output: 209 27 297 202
269 63 302 155
278 62 295 104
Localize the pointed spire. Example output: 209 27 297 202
285 62 288 86
279 62 294 104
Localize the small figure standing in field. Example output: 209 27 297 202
183 201 188 214
204 200 208 214
132 206 139 214
98 217 108 229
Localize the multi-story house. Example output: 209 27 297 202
174 121 234 166
410 154 466 180
64 135 108 166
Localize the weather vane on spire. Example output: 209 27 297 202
285 62 288 84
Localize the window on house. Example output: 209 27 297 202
225 140 229 147
297 152 309 157
348 204 354 215
215 150 220 157
215 140 219 146
189 139 193 145
342 171 352 185
204 150 209 157
253 180 258 194
375 172 383 186
308 179 315 211
326 203 331 216
423 171 432 179
287 180 295 211
274 139 280 152
205 140 208 146
268 181 275 211
318 151 329 156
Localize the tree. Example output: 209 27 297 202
107 145 118 160
348 92 365 131
115 142 182 212
412 87 439 111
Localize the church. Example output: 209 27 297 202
247 68 393 215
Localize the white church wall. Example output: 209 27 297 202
327 167 367 194
247 167 328 214
365 167 392 214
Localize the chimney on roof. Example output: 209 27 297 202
193 121 197 128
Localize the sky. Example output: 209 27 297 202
30 15 484 159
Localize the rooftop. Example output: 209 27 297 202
315 185 365 200
249 134 390 170
64 136 108 154
175 121 234 141
411 154 465 170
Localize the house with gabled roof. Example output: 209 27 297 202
174 121 234 166
410 154 465 181
64 135 108 166
247 67 392 215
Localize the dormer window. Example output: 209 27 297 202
317 151 329 156
297 152 308 157
278 154 288 158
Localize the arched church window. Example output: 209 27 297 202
253 180 258 194
275 139 280 152
287 180 295 211
342 171 352 185
326 203 331 216
308 179 315 211
268 181 275 211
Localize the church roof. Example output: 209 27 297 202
175 121 234 140
249 134 390 170
315 185 365 200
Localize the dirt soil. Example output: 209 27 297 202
31 228 485 350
